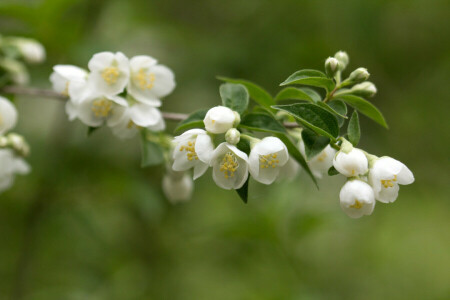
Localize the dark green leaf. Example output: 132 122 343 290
315 101 348 119
347 110 361 146
239 113 286 134
301 129 330 160
174 109 207 133
218 77 274 109
275 133 318 188
280 69 335 92
236 176 249 203
334 94 388 128
236 137 251 155
87 126 99 136
275 87 321 103
328 166 339 176
328 100 347 127
272 103 339 140
140 130 165 167
219 83 249 114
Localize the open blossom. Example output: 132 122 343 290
300 141 336 179
249 137 289 184
0 149 30 193
0 96 17 135
162 171 194 204
339 180 375 218
210 143 248 190
127 55 175 107
203 106 237 134
50 65 88 96
368 156 414 203
278 156 301 181
172 129 214 179
333 148 368 177
87 52 129 96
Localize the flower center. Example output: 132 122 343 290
259 153 280 169
179 141 198 161
134 69 155 90
91 99 112 117
350 199 363 209
101 67 120 85
316 151 328 162
62 81 69 96
381 175 397 188
220 152 239 179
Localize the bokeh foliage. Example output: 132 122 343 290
0 0 449 299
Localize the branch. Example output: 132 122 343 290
0 85 298 127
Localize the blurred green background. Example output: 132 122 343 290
0 0 449 299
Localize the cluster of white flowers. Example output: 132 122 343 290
0 96 30 194
50 52 175 139
333 140 414 218
170 105 299 201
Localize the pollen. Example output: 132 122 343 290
179 141 198 161
381 175 397 188
259 153 280 169
101 67 120 85
62 81 70 96
317 151 328 162
350 199 363 209
220 152 239 179
134 69 155 90
91 99 112 117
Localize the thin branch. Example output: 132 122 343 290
1 86 299 128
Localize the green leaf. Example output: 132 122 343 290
272 103 339 140
347 110 361 146
87 126 99 136
315 101 348 119
328 166 339 176
301 129 330 160
236 137 251 155
174 109 207 133
218 77 274 109
140 130 165 167
236 177 249 203
275 87 321 103
280 69 335 92
239 113 286 134
219 83 249 114
275 133 318 188
328 100 347 127
334 94 388 128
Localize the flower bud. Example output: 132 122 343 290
225 128 240 145
203 106 237 134
0 96 17 135
334 51 349 70
349 68 370 83
15 38 46 64
325 57 340 77
162 172 194 204
350 81 377 97
7 133 30 157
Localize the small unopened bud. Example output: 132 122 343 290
233 111 241 127
162 172 193 204
0 136 8 147
7 133 30 157
325 57 340 77
334 51 349 70
351 81 377 97
225 128 240 145
349 68 370 83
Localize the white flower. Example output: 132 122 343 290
69 94 128 127
0 149 30 194
249 137 289 184
333 148 368 177
278 156 301 181
368 157 414 203
50 65 88 96
162 171 194 204
127 55 175 107
203 106 237 134
339 180 375 218
210 143 248 190
0 96 17 135
87 52 129 96
172 129 214 179
109 102 165 139
299 141 336 179
16 38 46 64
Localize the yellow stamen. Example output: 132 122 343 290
180 140 198 161
316 151 328 162
134 68 155 90
259 153 280 169
62 81 70 96
220 152 239 179
91 99 112 117
350 200 363 209
101 67 120 85
381 175 397 188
